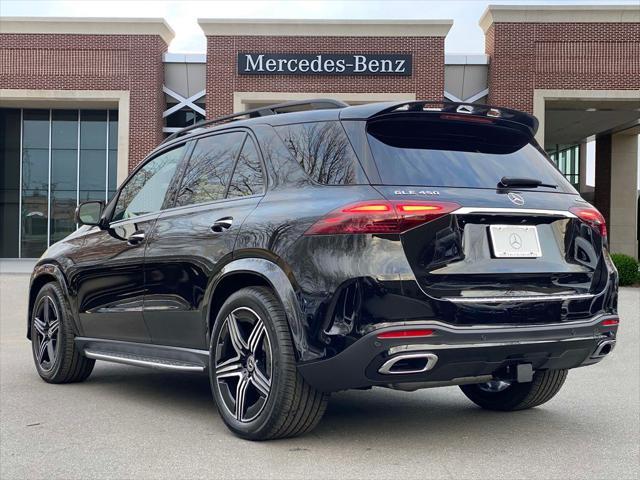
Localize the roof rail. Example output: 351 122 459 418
367 100 538 135
162 98 348 144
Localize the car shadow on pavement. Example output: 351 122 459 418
81 365 569 443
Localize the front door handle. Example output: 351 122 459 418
128 232 146 245
211 217 233 233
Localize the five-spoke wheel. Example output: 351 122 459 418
209 287 328 440
31 282 95 383
32 295 61 371
214 307 273 422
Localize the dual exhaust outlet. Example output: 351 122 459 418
378 352 438 375
592 339 616 358
378 337 616 376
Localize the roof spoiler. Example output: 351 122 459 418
162 98 348 144
351 101 538 137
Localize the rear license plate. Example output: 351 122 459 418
489 225 542 258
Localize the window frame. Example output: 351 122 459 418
165 127 267 212
106 141 192 226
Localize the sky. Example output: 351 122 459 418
1 0 638 54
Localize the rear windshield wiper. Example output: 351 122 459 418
498 176 557 189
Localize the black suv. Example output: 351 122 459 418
28 100 619 440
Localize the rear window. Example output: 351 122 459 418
367 117 573 192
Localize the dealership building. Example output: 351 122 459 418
1 5 639 260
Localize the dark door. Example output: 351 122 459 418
74 143 187 342
144 131 266 349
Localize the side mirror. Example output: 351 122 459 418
75 201 104 227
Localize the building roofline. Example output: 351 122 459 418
0 16 175 45
198 18 453 37
479 5 640 32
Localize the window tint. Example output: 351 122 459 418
275 121 366 185
367 118 573 192
112 145 185 221
227 137 264 198
175 131 244 206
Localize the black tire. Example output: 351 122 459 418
460 369 568 411
30 282 95 383
209 286 328 440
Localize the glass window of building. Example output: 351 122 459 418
0 108 118 258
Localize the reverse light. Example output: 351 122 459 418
377 329 434 339
601 318 619 327
304 200 461 235
569 206 607 238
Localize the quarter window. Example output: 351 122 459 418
112 144 185 222
275 121 366 185
227 137 264 198
174 132 244 206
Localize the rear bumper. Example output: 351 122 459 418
297 314 619 392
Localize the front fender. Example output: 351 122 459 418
27 263 79 339
208 257 325 362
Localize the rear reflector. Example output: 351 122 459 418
569 206 607 238
601 318 619 326
377 329 434 339
304 200 460 235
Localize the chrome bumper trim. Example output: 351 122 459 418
443 293 595 303
455 207 576 218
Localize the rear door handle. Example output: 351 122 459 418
211 217 233 233
128 232 146 245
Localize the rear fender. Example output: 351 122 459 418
208 257 324 362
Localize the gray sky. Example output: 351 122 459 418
1 0 638 53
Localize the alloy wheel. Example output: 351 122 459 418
214 307 273 423
32 295 60 371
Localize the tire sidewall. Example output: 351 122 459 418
209 288 291 440
31 283 70 381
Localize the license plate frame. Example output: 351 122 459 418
489 225 542 258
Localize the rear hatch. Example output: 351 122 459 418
363 103 612 321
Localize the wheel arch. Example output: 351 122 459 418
207 258 322 362
27 263 72 340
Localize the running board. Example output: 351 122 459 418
84 350 205 372
76 337 208 373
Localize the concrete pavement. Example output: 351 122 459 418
1 273 638 480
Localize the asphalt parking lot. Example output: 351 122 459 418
1 273 638 480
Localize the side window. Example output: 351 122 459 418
112 144 185 222
175 131 244 207
227 137 264 198
275 121 366 185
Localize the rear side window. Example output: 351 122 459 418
227 137 264 198
367 117 573 192
174 131 244 206
275 121 367 185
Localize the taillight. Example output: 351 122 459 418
569 206 607 238
377 329 434 339
304 200 460 235
601 318 619 327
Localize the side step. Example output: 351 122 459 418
84 350 205 372
75 337 209 373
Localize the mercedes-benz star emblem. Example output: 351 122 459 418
507 192 525 206
509 233 523 249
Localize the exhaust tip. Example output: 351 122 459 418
592 339 616 358
378 352 438 375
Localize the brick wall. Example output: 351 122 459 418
205 35 446 119
485 22 640 112
0 33 168 171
